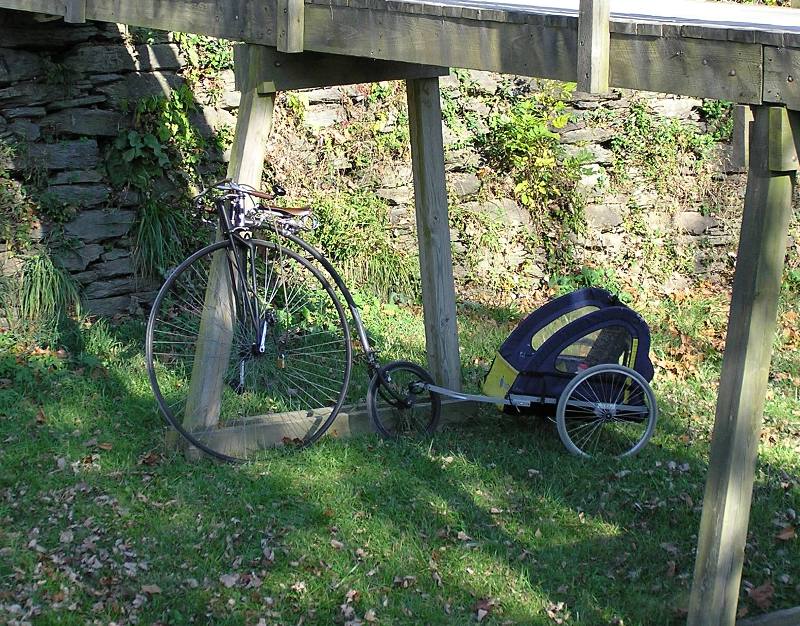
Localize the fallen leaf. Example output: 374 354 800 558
364 609 377 622
457 531 472 541
219 573 239 588
392 575 416 588
141 584 161 594
344 589 359 604
36 408 46 425
330 539 345 550
748 582 774 610
776 525 796 541
98 442 113 451
475 598 496 622
291 581 307 593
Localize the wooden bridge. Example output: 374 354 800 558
3 1 800 624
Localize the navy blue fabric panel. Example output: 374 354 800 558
519 307 653 381
497 287 618 366
509 371 573 400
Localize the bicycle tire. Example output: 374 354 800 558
146 239 352 461
367 360 441 438
555 364 657 459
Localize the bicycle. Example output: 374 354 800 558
146 181 657 462
145 180 441 462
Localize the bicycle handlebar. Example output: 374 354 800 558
193 179 316 232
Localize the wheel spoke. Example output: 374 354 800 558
147 239 352 461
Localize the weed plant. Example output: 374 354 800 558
0 141 35 246
305 191 420 301
12 251 81 347
479 83 588 277
133 198 194 279
610 99 715 188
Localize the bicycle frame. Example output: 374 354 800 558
212 188 383 378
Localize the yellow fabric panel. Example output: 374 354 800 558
530 305 599 350
482 353 519 409
628 337 639 368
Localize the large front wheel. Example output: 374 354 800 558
556 364 657 459
146 239 352 461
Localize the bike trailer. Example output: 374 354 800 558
482 287 653 408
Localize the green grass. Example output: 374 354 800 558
1 287 799 625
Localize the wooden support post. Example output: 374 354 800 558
687 106 797 626
277 0 304 53
182 45 275 438
577 0 610 94
406 76 462 392
727 105 754 173
63 0 86 23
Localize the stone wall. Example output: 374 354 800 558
0 10 234 317
0 10 748 321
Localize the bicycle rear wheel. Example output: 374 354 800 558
146 239 352 461
367 361 441 438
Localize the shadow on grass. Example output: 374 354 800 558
2 306 798 625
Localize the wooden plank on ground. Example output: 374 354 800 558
687 106 795 626
764 47 800 110
577 0 610 93
64 0 86 23
182 45 275 435
406 76 462 392
239 48 447 94
169 399 480 457
737 606 800 626
276 0 304 53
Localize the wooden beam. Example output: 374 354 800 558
182 45 275 441
764 47 800 110
577 0 610 94
303 4 763 103
608 34 762 104
406 76 462 392
769 107 799 171
170 399 480 457
277 0 304 53
726 105 753 173
687 106 796 626
0 0 774 103
235 47 447 94
63 0 85 23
